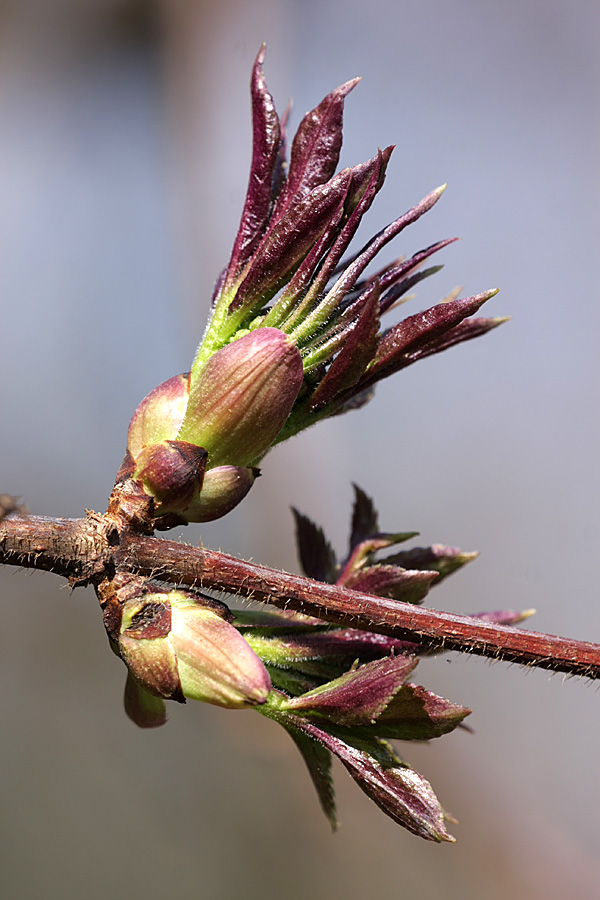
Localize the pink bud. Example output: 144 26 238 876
118 596 182 700
178 328 303 467
118 592 272 709
178 465 257 522
127 373 190 460
168 593 272 707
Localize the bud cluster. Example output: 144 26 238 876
121 47 503 528
125 328 302 524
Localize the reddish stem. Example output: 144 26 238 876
1 513 599 679
120 534 600 679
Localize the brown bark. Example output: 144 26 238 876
2 506 599 679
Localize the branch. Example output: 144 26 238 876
120 533 600 679
2 511 599 679
0 513 113 582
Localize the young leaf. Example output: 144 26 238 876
394 315 509 367
343 564 438 604
369 683 471 740
349 483 379 550
309 284 381 411
303 185 447 333
230 169 352 316
365 289 498 385
285 726 338 830
383 544 479 584
286 150 397 341
292 508 337 583
223 46 282 288
271 78 360 222
298 713 454 841
283 655 418 725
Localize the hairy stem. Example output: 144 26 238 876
0 513 114 583
120 533 600 678
2 512 600 679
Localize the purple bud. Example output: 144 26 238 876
133 445 256 524
118 596 182 700
178 328 304 467
133 440 207 509
123 671 168 729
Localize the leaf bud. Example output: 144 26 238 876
118 591 271 709
178 328 304 467
127 373 190 460
133 440 207 511
178 465 257 522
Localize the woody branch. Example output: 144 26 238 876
2 508 599 679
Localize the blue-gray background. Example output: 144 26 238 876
1 1 599 897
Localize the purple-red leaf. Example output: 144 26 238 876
471 608 536 626
344 144 393 215
320 185 447 315
377 239 458 299
373 683 471 740
340 238 453 312
230 169 352 315
263 178 350 326
349 483 379 550
303 721 454 841
343 564 438 605
383 544 478 584
365 289 498 385
339 531 419 582
394 315 508 367
309 283 380 411
271 99 291 202
285 150 392 335
378 265 443 312
224 47 281 287
262 699 454 840
292 508 337 583
338 239 454 312
340 749 454 841
330 385 376 417
271 78 360 223
377 239 457 313
284 656 418 725
337 742 454 841
285 726 337 830
259 627 419 665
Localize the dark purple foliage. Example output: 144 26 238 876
349 482 379 552
285 656 418 725
224 46 282 288
292 507 337 584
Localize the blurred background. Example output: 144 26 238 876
1 0 599 897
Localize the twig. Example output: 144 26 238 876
1 511 599 679
120 533 600 678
